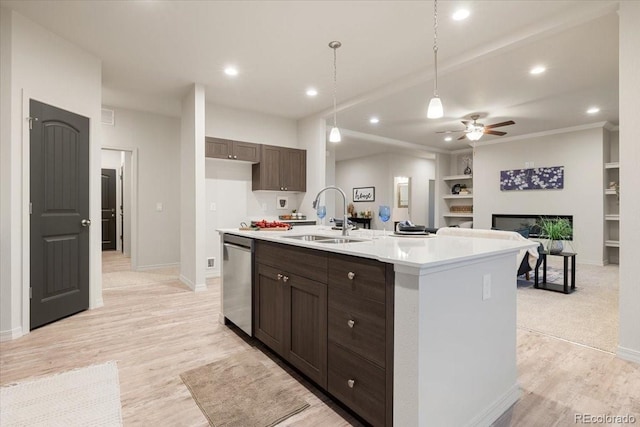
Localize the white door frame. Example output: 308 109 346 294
102 146 139 270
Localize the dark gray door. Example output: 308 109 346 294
101 168 117 250
30 99 90 330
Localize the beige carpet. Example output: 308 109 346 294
0 361 122 426
517 260 619 353
180 350 310 427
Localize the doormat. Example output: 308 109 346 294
180 351 309 427
0 361 123 426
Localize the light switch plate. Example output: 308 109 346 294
156 202 163 212
482 274 491 300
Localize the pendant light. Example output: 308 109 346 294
329 41 342 143
427 0 444 119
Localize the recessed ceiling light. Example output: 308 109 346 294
369 117 380 124
224 66 238 77
306 88 318 97
587 107 600 114
530 65 546 75
444 136 453 142
452 9 470 21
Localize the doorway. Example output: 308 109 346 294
101 168 117 250
101 148 134 259
29 99 90 329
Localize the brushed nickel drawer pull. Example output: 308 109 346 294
347 271 355 280
283 275 289 282
277 273 283 280
347 319 355 328
347 379 355 388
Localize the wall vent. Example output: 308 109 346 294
101 108 115 126
207 257 215 269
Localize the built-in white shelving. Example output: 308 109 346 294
443 174 473 181
604 131 619 264
442 194 473 200
443 213 474 218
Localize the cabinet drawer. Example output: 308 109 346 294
256 241 327 283
329 289 385 368
328 254 386 303
328 342 386 427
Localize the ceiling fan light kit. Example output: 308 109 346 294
427 0 444 119
329 40 342 143
437 114 515 141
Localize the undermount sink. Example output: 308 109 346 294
284 234 333 241
283 234 367 244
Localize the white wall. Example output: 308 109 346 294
618 1 640 364
101 150 123 252
101 106 181 268
204 103 301 276
335 153 436 230
0 9 102 340
473 126 605 265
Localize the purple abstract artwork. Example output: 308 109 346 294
500 166 564 191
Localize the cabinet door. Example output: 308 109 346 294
205 137 233 159
282 149 306 192
254 263 285 356
284 273 327 388
234 141 260 162
259 145 283 190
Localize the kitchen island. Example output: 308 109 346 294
217 226 536 426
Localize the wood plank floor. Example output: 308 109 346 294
1 251 638 426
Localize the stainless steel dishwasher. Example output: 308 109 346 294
222 234 254 336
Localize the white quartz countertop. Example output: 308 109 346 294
218 225 537 270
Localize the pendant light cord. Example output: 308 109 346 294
433 0 439 97
333 46 338 128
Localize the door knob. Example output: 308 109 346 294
81 219 91 227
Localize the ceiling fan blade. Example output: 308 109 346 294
485 120 515 129
461 120 470 126
485 130 507 136
457 135 467 141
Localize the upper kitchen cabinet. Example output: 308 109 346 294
205 137 260 162
252 145 306 192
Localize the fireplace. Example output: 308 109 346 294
492 214 573 240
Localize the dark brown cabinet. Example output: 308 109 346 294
254 241 327 387
327 253 394 427
252 145 306 192
205 137 260 162
253 241 394 426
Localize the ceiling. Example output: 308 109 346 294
1 0 619 159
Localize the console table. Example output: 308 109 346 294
348 217 372 229
534 251 576 294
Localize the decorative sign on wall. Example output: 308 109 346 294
500 166 564 191
353 186 375 202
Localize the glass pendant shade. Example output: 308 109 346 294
427 96 444 119
467 127 484 141
329 126 342 143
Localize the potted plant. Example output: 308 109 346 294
537 217 572 254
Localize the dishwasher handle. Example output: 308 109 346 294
224 242 252 252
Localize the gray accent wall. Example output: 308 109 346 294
473 126 606 265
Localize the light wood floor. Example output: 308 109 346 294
1 251 638 426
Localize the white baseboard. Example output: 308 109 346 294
179 274 207 292
136 262 180 272
617 346 640 364
0 326 23 342
90 298 104 309
465 383 521 427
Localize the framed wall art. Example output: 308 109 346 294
353 187 375 202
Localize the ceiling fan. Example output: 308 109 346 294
437 114 515 141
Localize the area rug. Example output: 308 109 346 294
0 361 123 426
180 350 309 427
517 262 618 353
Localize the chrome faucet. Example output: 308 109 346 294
312 186 351 236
